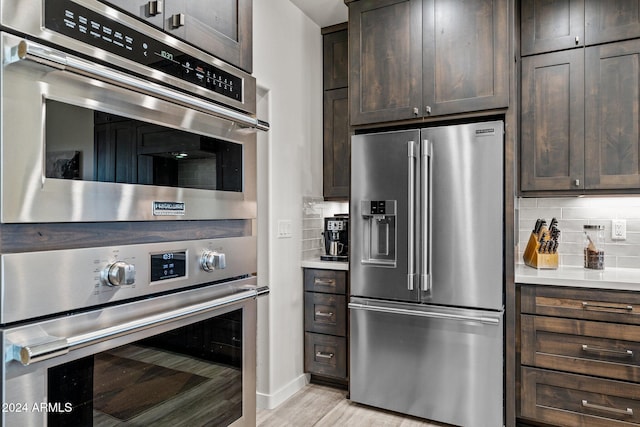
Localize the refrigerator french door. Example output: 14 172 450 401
349 121 505 427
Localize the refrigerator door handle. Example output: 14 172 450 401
420 139 432 292
348 302 501 325
407 141 417 291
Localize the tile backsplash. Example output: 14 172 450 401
517 196 640 269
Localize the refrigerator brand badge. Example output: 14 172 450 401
153 201 185 216
475 128 496 137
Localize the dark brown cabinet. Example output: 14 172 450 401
303 268 348 383
521 0 640 56
585 39 640 190
323 27 349 91
521 40 640 194
101 0 252 73
520 2 640 194
520 0 584 56
518 284 640 426
347 0 509 125
585 0 640 46
520 49 584 192
322 25 350 200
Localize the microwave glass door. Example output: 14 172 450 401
46 99 243 192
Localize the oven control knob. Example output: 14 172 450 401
201 251 226 272
101 261 136 287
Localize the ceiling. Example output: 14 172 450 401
289 0 348 28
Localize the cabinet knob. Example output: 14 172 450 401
425 105 432 115
575 36 580 44
147 0 161 16
413 107 419 116
171 13 185 28
574 179 580 186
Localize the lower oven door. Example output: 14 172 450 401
1 277 262 426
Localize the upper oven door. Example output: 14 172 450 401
0 32 257 222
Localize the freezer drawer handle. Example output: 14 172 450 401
10 39 269 131
581 344 633 357
316 351 335 359
348 303 500 325
582 301 633 312
11 289 260 366
313 278 336 287
581 400 633 416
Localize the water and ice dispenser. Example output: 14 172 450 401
360 200 397 266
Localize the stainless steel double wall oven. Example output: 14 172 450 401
0 0 267 425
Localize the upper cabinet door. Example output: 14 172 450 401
164 0 253 73
585 0 640 46
349 0 423 125
423 0 509 116
323 27 349 90
520 49 584 192
521 0 584 56
585 40 640 190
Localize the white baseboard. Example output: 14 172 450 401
256 374 309 410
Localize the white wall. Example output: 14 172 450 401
252 0 324 409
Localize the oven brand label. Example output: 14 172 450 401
153 201 185 216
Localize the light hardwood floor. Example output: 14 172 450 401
257 384 451 427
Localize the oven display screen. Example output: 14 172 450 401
150 251 186 282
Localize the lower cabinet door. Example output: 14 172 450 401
521 367 640 426
304 333 346 379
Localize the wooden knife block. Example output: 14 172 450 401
523 232 558 269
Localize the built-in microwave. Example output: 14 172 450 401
0 0 267 223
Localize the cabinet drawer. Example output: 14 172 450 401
304 333 347 379
521 285 640 325
521 367 640 426
522 315 640 382
304 292 346 336
304 269 347 294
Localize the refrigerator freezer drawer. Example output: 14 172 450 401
349 298 504 427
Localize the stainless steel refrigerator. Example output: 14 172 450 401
349 121 504 427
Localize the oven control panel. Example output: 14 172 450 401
0 236 256 324
43 0 243 102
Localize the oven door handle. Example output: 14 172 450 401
12 288 265 366
10 39 269 131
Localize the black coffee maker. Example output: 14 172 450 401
321 215 349 261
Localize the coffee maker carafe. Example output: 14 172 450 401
321 215 348 261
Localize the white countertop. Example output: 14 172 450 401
515 264 640 291
301 258 349 271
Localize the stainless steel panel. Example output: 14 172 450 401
350 130 420 302
0 236 257 323
1 278 260 426
0 0 256 114
0 32 257 222
421 121 504 310
349 297 504 427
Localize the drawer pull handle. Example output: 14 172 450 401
315 311 334 318
316 351 334 359
582 302 633 312
314 278 336 286
581 400 633 416
582 344 633 357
